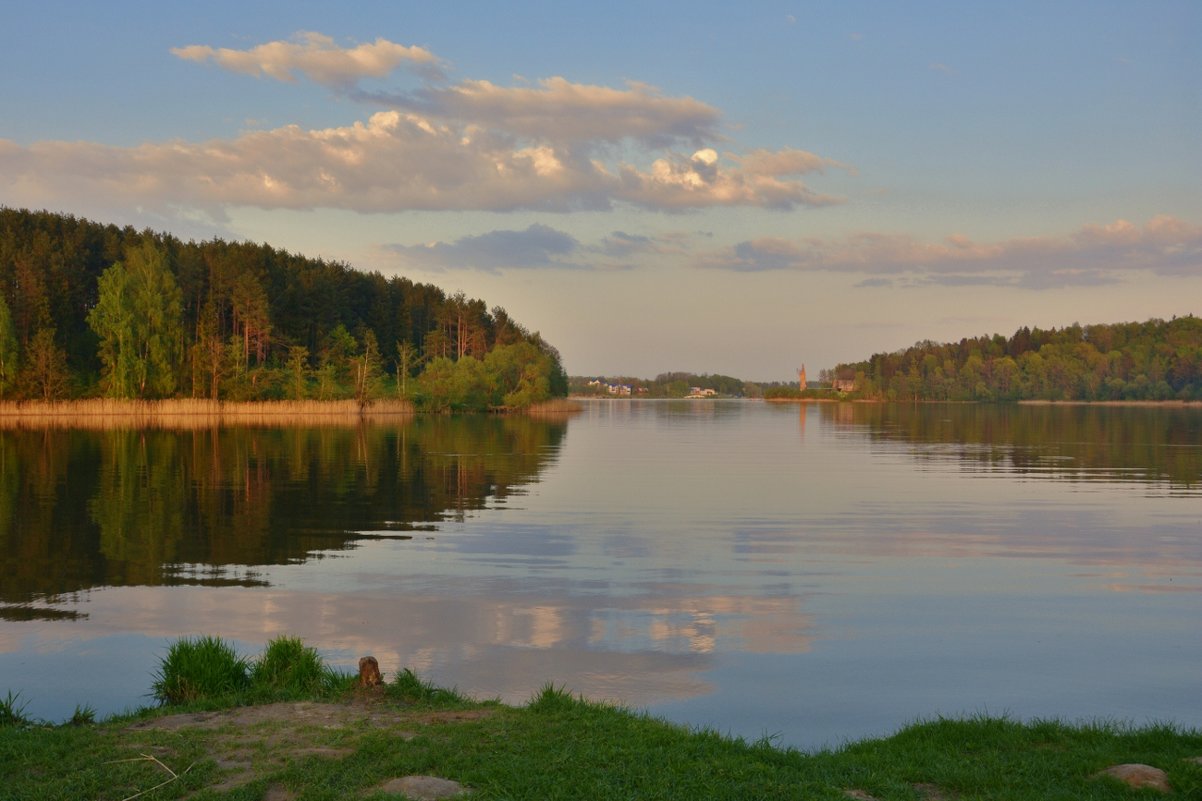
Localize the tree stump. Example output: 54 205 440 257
358 655 382 688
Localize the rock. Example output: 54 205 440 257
358 655 383 688
1096 763 1171 793
378 775 469 799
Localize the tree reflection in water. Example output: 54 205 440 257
0 416 567 614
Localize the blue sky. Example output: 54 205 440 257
2 1 1199 380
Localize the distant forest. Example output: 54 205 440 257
0 208 566 410
570 372 764 398
826 317 1202 402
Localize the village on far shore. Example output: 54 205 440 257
569 364 856 401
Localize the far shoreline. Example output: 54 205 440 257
765 397 1202 407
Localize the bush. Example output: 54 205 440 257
152 635 250 705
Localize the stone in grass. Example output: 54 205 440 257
1095 763 1171 793
378 775 470 800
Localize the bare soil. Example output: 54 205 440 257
123 695 493 797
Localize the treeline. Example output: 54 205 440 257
0 208 566 410
570 372 764 398
830 317 1202 402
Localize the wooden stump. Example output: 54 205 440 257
358 655 382 688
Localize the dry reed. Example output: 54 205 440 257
522 399 584 417
0 399 415 430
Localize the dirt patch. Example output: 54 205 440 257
124 698 495 795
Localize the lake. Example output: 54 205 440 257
1 400 1199 750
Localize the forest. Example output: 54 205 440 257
0 208 567 410
824 316 1202 402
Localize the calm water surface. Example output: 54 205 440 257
1 401 1199 749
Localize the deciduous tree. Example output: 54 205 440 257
0 295 18 398
87 241 184 398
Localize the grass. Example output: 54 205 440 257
151 635 252 706
2 638 1200 799
152 635 358 707
248 635 350 701
0 690 31 727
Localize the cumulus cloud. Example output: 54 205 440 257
697 217 1202 287
362 77 721 148
617 148 841 210
2 32 845 216
1 117 840 213
171 31 442 86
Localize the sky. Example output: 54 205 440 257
2 1 1199 381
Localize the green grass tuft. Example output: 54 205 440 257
249 635 330 698
527 682 578 713
387 667 470 706
151 635 250 705
67 704 95 726
0 690 31 727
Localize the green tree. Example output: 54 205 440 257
0 295 18 398
354 329 384 402
394 340 420 398
416 356 495 412
229 272 272 369
484 341 556 408
87 241 184 398
286 345 310 400
21 327 70 400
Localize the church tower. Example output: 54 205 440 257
797 364 807 391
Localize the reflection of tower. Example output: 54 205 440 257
797 364 807 391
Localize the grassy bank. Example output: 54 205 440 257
2 638 1199 800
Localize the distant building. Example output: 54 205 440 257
797 364 807 391
832 370 857 393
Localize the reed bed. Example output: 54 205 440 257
521 399 584 418
0 398 415 430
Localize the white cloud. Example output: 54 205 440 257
364 77 722 148
1 117 840 214
2 32 846 217
171 31 441 86
697 217 1202 287
618 148 841 210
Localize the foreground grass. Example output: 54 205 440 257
2 684 1199 800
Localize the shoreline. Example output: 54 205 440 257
0 398 415 429
764 397 1202 407
0 398 581 429
4 685 1198 799
1017 399 1202 407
